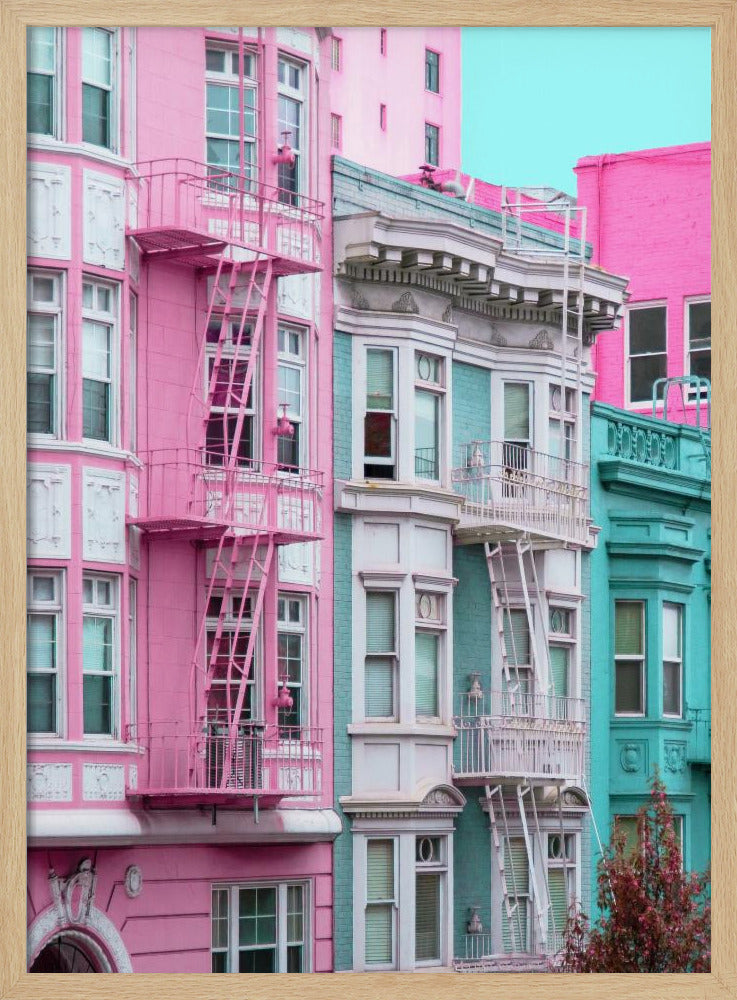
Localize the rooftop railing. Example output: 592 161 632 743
131 448 323 541
127 722 322 802
127 159 323 273
451 441 590 545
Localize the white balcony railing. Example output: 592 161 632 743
451 441 589 545
453 691 586 784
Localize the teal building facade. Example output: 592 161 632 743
588 402 711 909
331 157 628 971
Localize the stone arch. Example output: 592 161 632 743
27 904 133 973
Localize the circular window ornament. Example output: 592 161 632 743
124 865 143 899
418 594 433 619
417 837 436 863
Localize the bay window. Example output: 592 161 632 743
27 269 62 436
27 571 63 735
414 352 443 481
205 43 258 189
364 348 396 479
503 382 531 495
212 882 307 972
82 278 117 443
614 600 645 716
548 606 574 703
82 575 117 736
82 28 115 149
415 591 444 720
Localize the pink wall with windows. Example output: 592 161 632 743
575 143 711 420
27 25 337 974
330 27 462 175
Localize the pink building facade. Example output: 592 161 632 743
26 26 340 974
329 28 461 175
575 143 711 423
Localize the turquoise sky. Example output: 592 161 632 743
462 27 711 195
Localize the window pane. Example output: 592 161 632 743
83 616 113 671
367 840 394 899
415 632 438 717
83 674 113 733
549 645 569 698
365 657 394 717
28 673 55 732
415 871 440 961
83 379 109 440
27 373 53 434
27 73 53 134
365 905 392 964
615 602 643 655
615 661 643 714
629 307 666 354
286 945 303 972
28 27 55 72
278 364 302 417
366 350 393 409
364 412 393 460
615 816 639 856
504 383 530 440
630 353 667 404
82 84 110 147
663 661 681 715
663 604 681 659
32 576 55 602
27 614 55 670
415 390 438 479
366 593 394 652
503 610 530 666
82 320 111 378
28 314 55 368
690 349 711 381
82 28 112 86
238 948 276 972
547 867 568 941
689 301 711 348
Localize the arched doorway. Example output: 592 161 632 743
29 932 101 973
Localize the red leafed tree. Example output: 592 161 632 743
557 773 710 972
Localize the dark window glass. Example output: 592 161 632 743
630 354 667 405
82 379 109 440
425 123 439 166
629 306 666 354
82 84 110 147
27 373 53 434
205 414 253 466
27 73 53 134
425 50 439 92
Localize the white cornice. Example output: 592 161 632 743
334 304 457 350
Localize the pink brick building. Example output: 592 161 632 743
26 26 345 974
575 143 711 422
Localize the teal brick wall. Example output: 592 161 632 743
332 512 353 970
452 361 491 467
453 792 492 957
334 331 352 480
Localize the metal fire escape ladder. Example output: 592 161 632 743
517 783 548 950
515 539 549 698
485 784 524 953
485 543 521 713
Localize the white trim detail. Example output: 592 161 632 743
27 903 133 972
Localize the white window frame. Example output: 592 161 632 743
211 881 310 973
27 570 64 738
205 41 258 188
363 589 398 722
82 573 119 739
424 48 440 94
277 325 307 471
330 35 342 72
364 837 397 970
614 600 646 717
27 269 63 439
364 346 397 480
548 383 577 464
204 314 257 466
128 290 137 453
501 835 531 953
277 592 308 733
330 112 342 150
662 602 683 719
27 27 61 138
545 831 577 948
81 27 119 152
205 589 259 726
128 577 137 731
277 55 308 200
82 277 118 446
424 121 439 167
414 352 444 483
547 605 577 704
684 295 711 391
625 301 667 408
501 606 534 709
414 591 445 721
414 835 447 967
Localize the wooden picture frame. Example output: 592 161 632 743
1 3 733 997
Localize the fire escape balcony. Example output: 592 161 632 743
452 691 586 785
129 448 323 543
451 441 591 546
127 159 323 275
126 722 323 808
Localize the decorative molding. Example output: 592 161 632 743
124 865 143 899
128 474 139 517
83 169 126 269
83 468 126 563
664 741 687 773
489 326 507 347
442 302 454 324
619 740 647 774
128 764 138 790
277 541 314 585
351 289 371 311
606 418 679 470
27 763 73 802
27 162 72 259
529 328 554 350
27 903 133 973
27 463 72 559
129 526 141 570
277 272 313 319
49 859 97 926
82 764 126 801
275 26 313 54
391 290 419 314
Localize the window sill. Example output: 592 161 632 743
28 738 144 753
348 722 455 738
28 438 143 467
28 137 129 171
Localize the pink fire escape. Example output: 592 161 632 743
126 160 324 808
